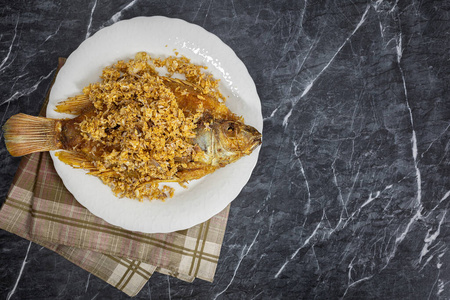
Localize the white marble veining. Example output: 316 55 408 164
214 230 260 299
6 241 32 300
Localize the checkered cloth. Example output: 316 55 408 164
0 58 230 296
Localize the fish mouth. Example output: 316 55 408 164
249 130 262 152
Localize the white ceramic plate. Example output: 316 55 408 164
47 16 262 233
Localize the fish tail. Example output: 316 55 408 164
55 94 92 115
3 113 61 156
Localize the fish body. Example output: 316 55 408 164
3 55 261 200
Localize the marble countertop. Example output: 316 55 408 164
1 1 449 299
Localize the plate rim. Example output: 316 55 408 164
47 16 262 233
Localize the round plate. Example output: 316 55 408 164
47 16 262 233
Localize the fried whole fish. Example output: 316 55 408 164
3 53 262 200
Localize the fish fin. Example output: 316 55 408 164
55 151 96 170
176 164 218 181
3 113 61 157
55 94 92 115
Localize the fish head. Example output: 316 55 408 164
210 120 262 166
216 120 261 152
192 119 262 167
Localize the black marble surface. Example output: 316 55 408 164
1 0 449 299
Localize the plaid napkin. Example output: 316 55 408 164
0 58 230 297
